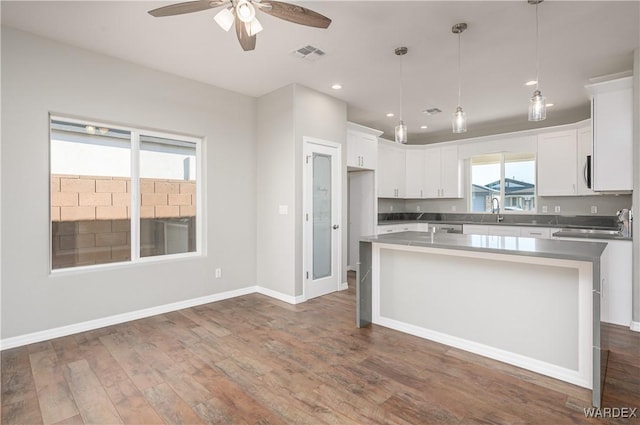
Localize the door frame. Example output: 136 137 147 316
302 137 342 301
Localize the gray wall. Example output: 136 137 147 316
256 84 347 298
1 28 257 339
256 86 296 296
293 85 348 295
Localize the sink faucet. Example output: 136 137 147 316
490 197 504 222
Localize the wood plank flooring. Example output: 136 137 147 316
2 272 639 424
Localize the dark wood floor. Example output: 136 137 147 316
2 272 639 425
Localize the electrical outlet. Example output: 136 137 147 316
591 205 598 214
451 205 457 212
390 205 394 212
542 206 548 213
554 206 561 213
215 268 222 278
417 205 421 212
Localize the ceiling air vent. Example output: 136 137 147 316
292 45 326 62
423 108 442 116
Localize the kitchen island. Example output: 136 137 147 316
357 231 607 407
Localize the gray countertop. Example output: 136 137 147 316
361 231 608 263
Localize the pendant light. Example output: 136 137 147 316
394 47 408 144
452 23 467 133
528 0 546 121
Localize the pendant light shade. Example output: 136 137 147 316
528 0 547 122
395 121 407 144
452 23 468 133
452 106 467 133
528 89 546 121
394 47 408 144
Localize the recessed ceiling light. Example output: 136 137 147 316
386 113 395 117
85 125 96 135
420 125 428 129
331 83 342 90
545 103 554 107
525 80 537 86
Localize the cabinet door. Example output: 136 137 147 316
537 130 577 196
488 226 521 237
463 225 489 235
520 227 551 239
576 125 594 196
346 131 361 168
423 148 441 198
440 146 461 198
405 150 425 199
378 143 405 198
359 134 378 170
592 86 633 191
347 131 378 170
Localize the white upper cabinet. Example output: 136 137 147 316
346 123 382 170
576 124 594 196
440 146 461 198
403 146 461 199
405 149 425 199
586 76 633 192
537 130 578 196
378 141 406 198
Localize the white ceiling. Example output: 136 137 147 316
2 1 639 143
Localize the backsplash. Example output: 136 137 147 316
381 194 632 216
378 212 620 229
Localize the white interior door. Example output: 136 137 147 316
304 138 342 300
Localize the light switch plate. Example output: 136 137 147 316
555 206 561 213
278 205 288 215
591 206 598 214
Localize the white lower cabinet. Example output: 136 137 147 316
519 227 552 239
463 224 552 239
488 226 521 237
462 225 489 235
377 223 426 234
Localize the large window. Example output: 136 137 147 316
470 153 536 213
50 117 201 270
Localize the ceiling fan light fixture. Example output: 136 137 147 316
236 0 256 23
214 7 234 31
248 17 263 36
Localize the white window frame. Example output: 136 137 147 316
469 153 537 215
49 114 205 274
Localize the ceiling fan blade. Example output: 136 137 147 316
256 1 331 29
148 0 227 17
235 15 257 51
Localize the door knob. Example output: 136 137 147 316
332 224 340 230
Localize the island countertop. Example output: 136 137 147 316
361 231 608 263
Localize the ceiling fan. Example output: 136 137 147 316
148 0 331 51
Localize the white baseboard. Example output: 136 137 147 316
0 285 282 351
255 286 304 305
630 321 640 332
375 315 591 390
339 281 349 291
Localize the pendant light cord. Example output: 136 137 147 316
399 53 404 121
457 31 462 107
535 2 540 91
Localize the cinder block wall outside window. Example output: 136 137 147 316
51 174 196 269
